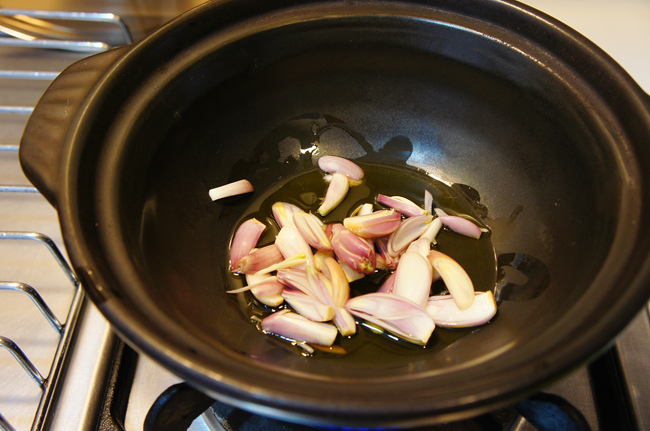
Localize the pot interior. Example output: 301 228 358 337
87 2 644 422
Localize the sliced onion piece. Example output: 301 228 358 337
318 155 365 181
209 179 253 201
427 250 474 310
229 218 266 271
426 291 497 328
420 217 443 245
261 310 338 346
345 293 435 345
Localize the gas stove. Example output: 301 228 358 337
1 1 648 430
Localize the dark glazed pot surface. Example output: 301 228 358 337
19 0 650 427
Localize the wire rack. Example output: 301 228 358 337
0 9 131 431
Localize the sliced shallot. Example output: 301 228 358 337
330 224 376 274
272 202 300 229
275 226 314 267
438 215 482 239
346 293 435 345
229 218 266 271
343 209 401 238
318 173 350 216
426 291 497 328
282 289 335 322
293 211 333 251
234 244 284 274
387 214 433 257
261 310 338 346
427 250 475 310
377 194 427 217
318 155 365 181
209 179 253 201
245 273 284 307
392 250 433 307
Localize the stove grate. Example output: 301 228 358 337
0 8 131 431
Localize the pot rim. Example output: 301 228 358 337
46 0 650 426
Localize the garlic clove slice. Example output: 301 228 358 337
393 251 433 307
343 209 401 238
293 211 333 251
427 250 475 310
377 194 427 217
317 155 365 181
318 173 349 216
345 293 435 345
209 179 253 201
229 218 266 271
426 291 497 328
282 289 335 322
261 310 338 346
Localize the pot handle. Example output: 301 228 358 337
144 382 215 431
19 46 128 208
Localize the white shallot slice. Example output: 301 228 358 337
345 293 435 345
392 250 433 307
424 190 433 214
229 218 266 271
318 173 350 216
387 214 433 257
261 310 338 346
275 226 314 267
427 250 475 310
209 179 253 201
318 155 365 181
425 291 497 328
282 289 335 322
420 217 443 245
245 274 285 307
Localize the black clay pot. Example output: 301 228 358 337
19 0 650 428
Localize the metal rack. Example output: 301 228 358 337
0 9 131 431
